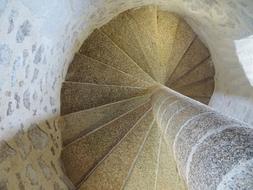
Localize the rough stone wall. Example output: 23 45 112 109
0 0 158 189
0 0 253 189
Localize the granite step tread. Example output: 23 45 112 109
59 94 151 146
156 138 186 190
66 53 151 88
61 81 151 115
170 58 215 89
61 101 152 185
167 38 210 85
100 6 159 81
174 78 215 98
78 109 155 190
123 121 161 190
157 11 180 84
165 19 196 82
79 29 155 84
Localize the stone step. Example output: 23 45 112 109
157 11 180 84
170 58 215 89
78 110 154 190
123 121 160 190
100 6 160 81
155 138 186 190
66 53 151 88
173 78 215 99
59 94 151 146
167 38 210 85
165 19 196 81
79 29 155 84
61 82 150 115
61 101 151 185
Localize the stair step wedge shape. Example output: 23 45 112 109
61 101 152 185
79 29 155 84
100 6 159 81
66 53 151 88
173 78 214 98
166 19 196 81
157 11 180 84
61 82 150 115
167 38 210 85
170 58 215 89
123 121 161 190
155 138 186 190
78 110 155 190
59 94 151 146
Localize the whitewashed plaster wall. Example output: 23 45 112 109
0 0 253 189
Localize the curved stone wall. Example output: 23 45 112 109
0 0 253 189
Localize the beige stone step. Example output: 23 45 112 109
79 29 155 84
173 78 214 98
165 19 196 81
61 82 150 115
66 53 151 88
156 138 186 190
170 58 215 89
61 101 151 186
167 38 210 85
78 110 155 190
157 11 180 84
100 6 160 81
59 95 151 146
123 121 160 190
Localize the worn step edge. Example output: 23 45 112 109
63 100 152 149
172 77 214 91
165 28 197 82
61 93 151 119
62 81 149 90
168 56 211 86
121 120 157 190
61 81 154 115
76 108 153 188
61 96 151 146
66 53 154 88
98 29 157 83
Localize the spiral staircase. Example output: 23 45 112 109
59 6 215 189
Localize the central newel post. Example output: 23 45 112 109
151 87 253 190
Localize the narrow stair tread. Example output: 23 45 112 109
170 58 215 88
100 6 159 81
168 38 210 85
173 78 214 98
61 82 149 115
60 95 151 145
79 29 155 84
124 121 161 190
61 101 152 185
156 138 186 190
79 110 155 190
166 19 196 81
66 53 151 88
157 11 179 84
